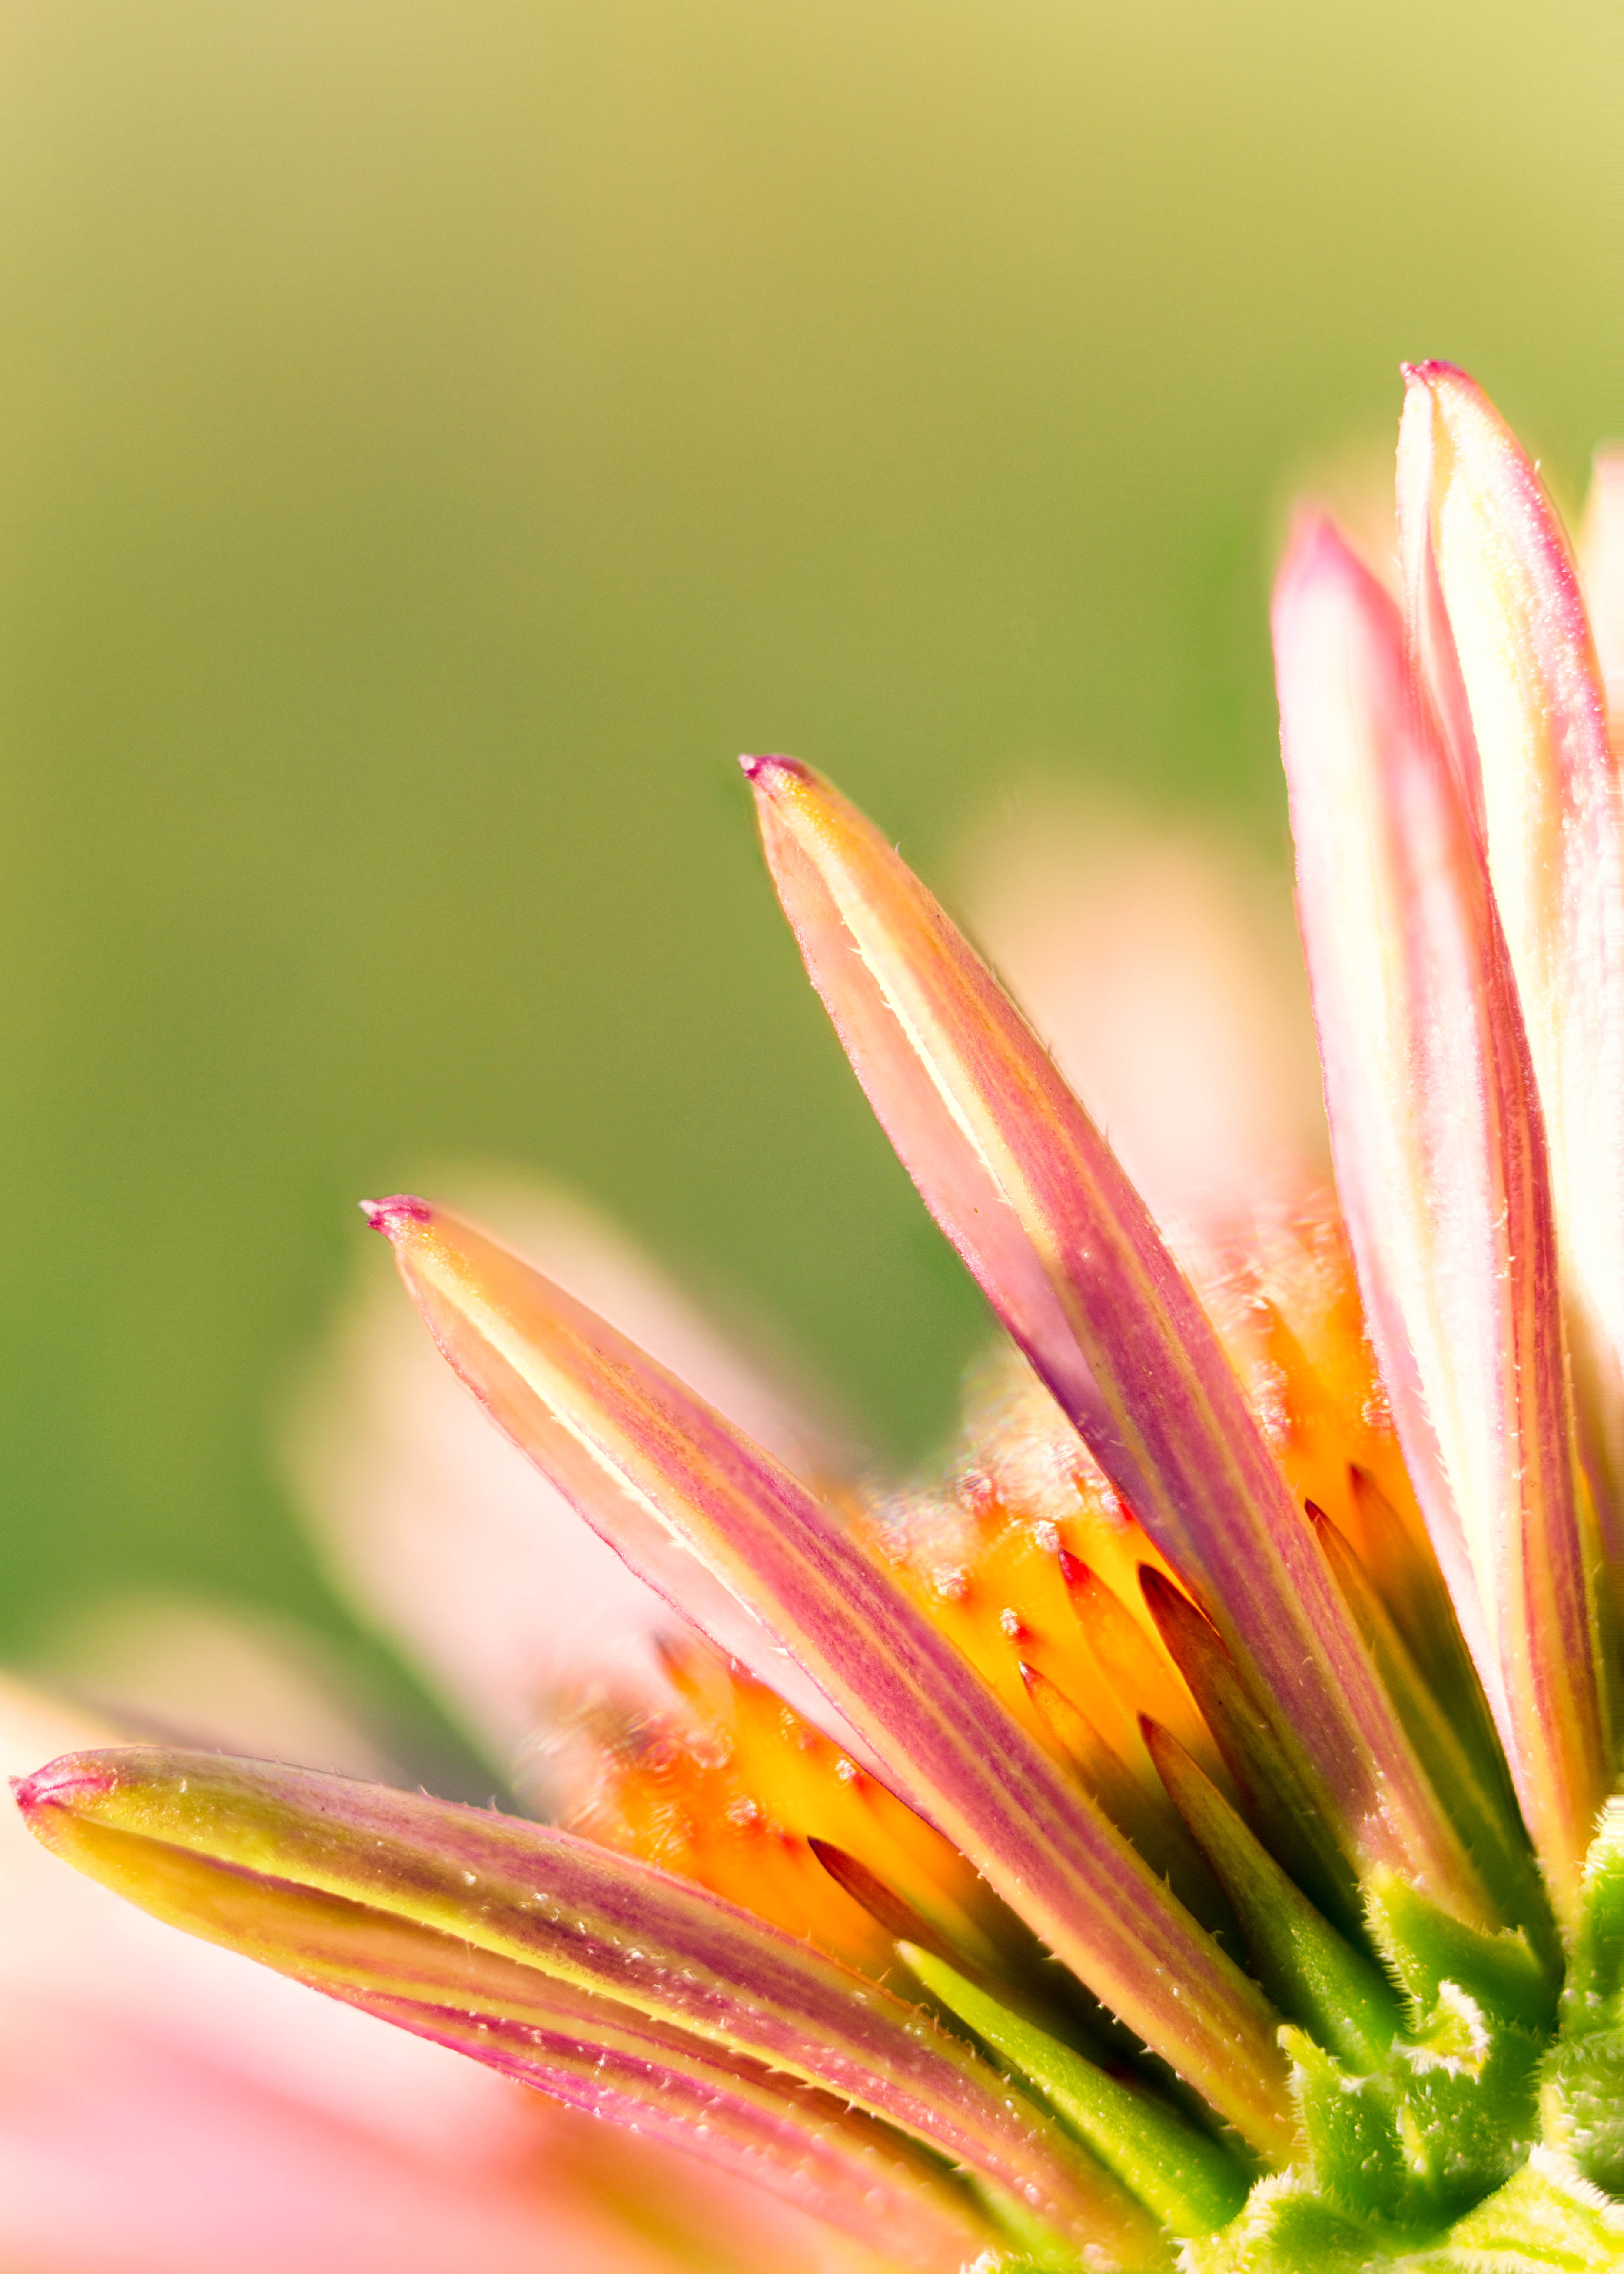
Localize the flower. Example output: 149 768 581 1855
14 365 1624 2271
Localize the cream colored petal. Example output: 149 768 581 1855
1275 516 1608 1928
1399 368 1624 1610
1580 443 1624 735
956 786 1325 1229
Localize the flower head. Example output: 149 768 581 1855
14 368 1624 2270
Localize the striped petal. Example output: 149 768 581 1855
14 1746 1157 2261
743 754 1485 1929
1398 365 1624 1606
17 1765 991 2271
1272 512 1610 1928
364 1198 1293 2157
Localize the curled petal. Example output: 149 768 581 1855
743 754 1485 1928
1273 513 1610 1926
1399 366 1624 1599
363 1201 1293 2157
14 1747 1156 2259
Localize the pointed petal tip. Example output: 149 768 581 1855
1272 507 1366 609
360 1194 434 1238
10 1750 116 1822
1401 359 1470 387
739 753 807 786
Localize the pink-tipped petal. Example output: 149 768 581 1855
1274 513 1610 1927
1399 367 1624 1598
743 754 1486 1930
363 1200 1293 2156
0 1678 811 2274
15 1745 1162 2261
25 1785 990 2273
297 1180 846 1772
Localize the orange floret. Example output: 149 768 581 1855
1186 1194 1453 1649
560 1191 1469 1978
556 1635 1003 1978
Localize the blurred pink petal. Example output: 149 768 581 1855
959 788 1325 1227
33 1592 391 1775
287 1178 845 1773
1581 444 1624 741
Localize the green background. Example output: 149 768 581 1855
0 0 1615 1666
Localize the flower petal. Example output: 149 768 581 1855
1398 365 1624 1607
1273 512 1610 1928
1579 445 1624 738
14 1745 1166 2257
364 1200 1294 2158
743 755 1485 1928
291 1178 846 1773
0 1679 800 2274
19 1779 993 2273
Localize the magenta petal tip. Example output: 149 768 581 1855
11 1755 116 1818
360 1195 434 1237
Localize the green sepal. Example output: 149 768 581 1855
1564 1798 1624 2018
1545 1798 1624 2194
1407 2148 1624 2267
1281 2001 1538 2234
1283 2025 1410 2222
1542 2029 1624 2201
1367 1867 1558 2034
900 1942 1250 2238
1189 2150 1623 2271
1250 1877 1546 2239
1389 1978 1541 2217
1182 2177 1423 2274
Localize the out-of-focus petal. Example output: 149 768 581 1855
1580 445 1624 741
0 2011 706 2274
1399 367 1624 1598
32 1592 391 1779
17 1745 1165 2262
743 754 1486 1932
289 1180 848 1774
959 789 1324 1226
362 1200 1295 2159
1273 513 1609 1928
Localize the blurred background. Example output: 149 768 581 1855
0 0 1616 1752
